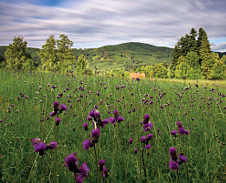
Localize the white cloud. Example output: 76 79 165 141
0 0 226 51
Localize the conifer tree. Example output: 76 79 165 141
56 34 75 72
197 28 211 65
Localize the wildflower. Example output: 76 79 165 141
31 138 41 146
87 116 92 121
176 121 183 128
169 159 179 170
143 114 150 124
79 163 90 178
146 134 153 141
83 123 88 131
60 104 67 112
99 159 106 171
134 148 137 154
143 122 153 132
129 138 133 144
170 130 177 136
169 147 177 156
178 153 187 163
184 130 190 135
103 168 109 178
91 128 101 143
145 144 152 149
53 101 59 109
55 118 61 126
83 139 91 150
113 109 119 118
46 141 57 150
141 136 146 143
64 153 79 172
34 142 46 156
117 116 124 123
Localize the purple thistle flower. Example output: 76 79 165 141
169 159 179 170
79 163 90 178
146 134 153 141
83 139 91 150
50 111 55 117
60 104 67 111
169 147 177 156
113 109 119 117
103 168 109 178
179 153 187 163
87 116 92 121
83 123 88 131
141 136 146 142
91 128 101 138
91 128 101 143
170 130 177 136
129 138 133 144
53 101 59 109
46 141 57 150
31 138 41 146
143 122 153 132
64 153 78 172
145 144 152 149
117 116 124 123
99 159 106 171
89 110 95 118
134 148 137 154
178 127 186 135
55 118 61 126
184 130 190 135
143 114 150 124
34 142 46 156
176 121 183 128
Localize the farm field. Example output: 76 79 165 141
0 70 225 183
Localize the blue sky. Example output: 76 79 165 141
0 0 226 51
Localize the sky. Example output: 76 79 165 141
0 0 226 52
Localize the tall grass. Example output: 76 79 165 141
0 69 225 182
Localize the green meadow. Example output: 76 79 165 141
0 70 225 183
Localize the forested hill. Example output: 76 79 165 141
0 42 173 71
0 42 225 71
71 42 173 71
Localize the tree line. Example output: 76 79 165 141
134 27 226 80
1 28 226 79
1 35 91 74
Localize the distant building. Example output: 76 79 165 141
130 72 145 79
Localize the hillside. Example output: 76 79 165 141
71 42 173 71
1 42 225 72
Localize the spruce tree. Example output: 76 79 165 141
197 27 211 65
56 34 75 72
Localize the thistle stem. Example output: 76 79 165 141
176 170 180 183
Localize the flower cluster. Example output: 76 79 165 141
50 101 67 117
99 159 109 178
87 109 109 128
142 114 153 132
49 101 67 126
176 121 190 135
109 109 125 125
31 138 57 156
169 147 187 170
64 152 90 183
141 134 153 149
